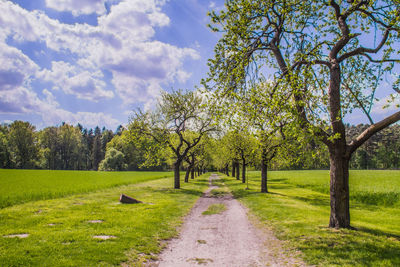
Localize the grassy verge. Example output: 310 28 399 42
248 170 400 206
0 174 209 266
0 169 174 208
222 171 400 266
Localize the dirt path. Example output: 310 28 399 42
153 174 306 267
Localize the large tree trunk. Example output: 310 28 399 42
242 159 246 184
174 160 181 189
261 150 268 193
191 168 195 179
328 144 351 228
236 163 240 180
225 165 229 176
328 62 350 228
232 160 236 177
184 167 190 183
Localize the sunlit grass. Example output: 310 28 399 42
223 170 400 266
0 173 210 266
0 169 174 208
247 170 400 206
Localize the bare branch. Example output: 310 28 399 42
338 29 391 62
347 111 400 155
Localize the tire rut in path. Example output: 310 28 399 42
153 174 305 267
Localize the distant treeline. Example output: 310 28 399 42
0 120 399 171
0 121 166 171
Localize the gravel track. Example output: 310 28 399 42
153 174 306 267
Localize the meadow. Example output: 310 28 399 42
223 170 400 266
0 169 174 208
0 170 210 266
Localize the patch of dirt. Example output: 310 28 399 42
152 174 308 266
3 233 29 238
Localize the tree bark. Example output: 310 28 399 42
174 159 181 189
242 159 246 184
328 145 351 228
328 61 350 228
191 168 195 179
184 167 190 183
236 162 240 180
261 150 268 193
232 160 236 177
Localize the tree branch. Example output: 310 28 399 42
347 111 400 155
338 29 390 62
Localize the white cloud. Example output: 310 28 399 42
0 86 119 128
38 61 114 101
45 0 107 16
0 42 39 91
0 0 200 125
371 95 400 115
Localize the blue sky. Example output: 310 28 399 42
0 0 224 130
0 0 399 131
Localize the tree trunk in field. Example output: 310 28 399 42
328 144 351 228
328 62 350 228
236 163 240 180
184 167 190 183
225 165 229 176
174 160 181 189
191 168 195 179
242 159 246 184
232 161 236 177
261 151 268 193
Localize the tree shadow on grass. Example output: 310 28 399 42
269 178 289 183
291 195 330 207
301 228 400 266
355 226 400 241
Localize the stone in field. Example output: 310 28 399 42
119 194 142 204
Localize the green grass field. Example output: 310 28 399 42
223 170 400 266
0 169 174 208
0 170 210 266
268 170 400 206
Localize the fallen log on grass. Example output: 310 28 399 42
119 194 142 204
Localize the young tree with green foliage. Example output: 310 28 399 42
8 121 38 169
224 130 258 183
183 135 210 182
99 148 126 171
130 90 215 189
39 126 59 169
206 0 400 228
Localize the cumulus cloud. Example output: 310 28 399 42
38 61 114 101
0 0 200 126
371 95 400 115
45 0 107 16
0 43 39 88
0 86 119 128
